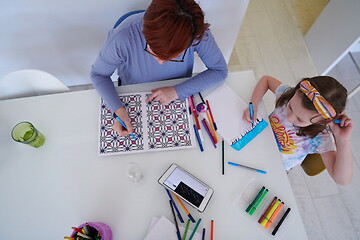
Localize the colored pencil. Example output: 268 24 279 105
169 200 182 240
189 218 202 240
173 194 196 222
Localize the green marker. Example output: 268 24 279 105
249 189 269 215
189 218 202 240
182 219 191 240
246 186 265 213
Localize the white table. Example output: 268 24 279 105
0 71 307 239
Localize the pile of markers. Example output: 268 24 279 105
64 224 101 240
188 93 219 152
245 186 291 236
165 189 215 240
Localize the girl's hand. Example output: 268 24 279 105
242 104 258 123
146 86 179 105
112 107 134 136
329 114 354 141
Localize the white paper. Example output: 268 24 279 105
205 83 268 150
144 216 202 240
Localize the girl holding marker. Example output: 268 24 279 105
243 75 354 185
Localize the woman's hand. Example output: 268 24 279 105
242 104 258 123
112 107 134 136
328 114 354 141
146 86 179 105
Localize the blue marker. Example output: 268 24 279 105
165 189 184 223
228 161 267 174
249 102 254 127
193 125 204 152
334 119 341 124
114 114 137 140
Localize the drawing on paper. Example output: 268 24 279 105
99 92 194 155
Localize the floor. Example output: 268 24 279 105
228 0 360 239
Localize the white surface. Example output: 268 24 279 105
144 216 202 240
0 0 248 86
0 69 69 100
0 71 307 239
304 0 360 75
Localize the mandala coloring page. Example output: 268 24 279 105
99 92 194 155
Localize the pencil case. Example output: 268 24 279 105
235 178 293 238
70 222 112 240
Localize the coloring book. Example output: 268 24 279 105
205 84 268 151
99 92 195 155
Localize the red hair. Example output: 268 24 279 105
143 0 210 60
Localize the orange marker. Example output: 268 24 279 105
258 197 278 224
172 194 196 223
210 219 214 240
206 100 217 131
265 201 284 229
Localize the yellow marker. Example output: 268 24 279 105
206 111 218 143
261 199 281 227
64 237 74 240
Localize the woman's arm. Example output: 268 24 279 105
91 29 134 135
243 75 282 122
321 115 354 186
173 30 228 99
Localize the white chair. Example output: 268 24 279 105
0 69 70 100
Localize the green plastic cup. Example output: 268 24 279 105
11 122 45 148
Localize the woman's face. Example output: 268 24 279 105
285 91 323 127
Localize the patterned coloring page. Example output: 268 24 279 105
99 92 194 156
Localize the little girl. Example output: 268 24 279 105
243 75 354 185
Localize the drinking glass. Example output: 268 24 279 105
126 162 143 183
11 121 45 148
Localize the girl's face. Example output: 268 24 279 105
285 90 323 127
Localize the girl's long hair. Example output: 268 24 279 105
276 76 347 138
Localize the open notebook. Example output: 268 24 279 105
205 83 268 151
99 92 195 156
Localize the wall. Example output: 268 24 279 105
0 0 248 86
304 0 360 75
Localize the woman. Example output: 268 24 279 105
91 0 228 136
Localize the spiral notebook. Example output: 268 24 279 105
205 83 268 151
